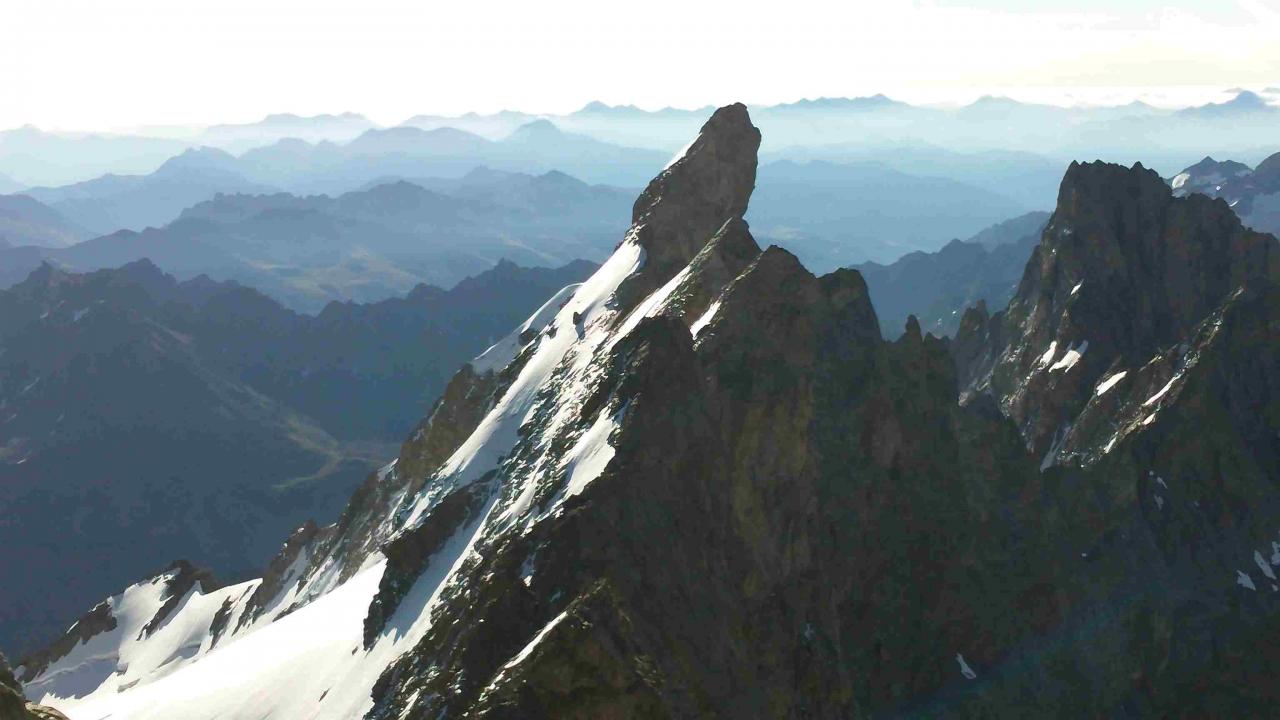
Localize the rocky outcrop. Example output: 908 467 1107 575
16 601 115 684
1 653 67 720
1168 151 1280 236
957 160 1279 461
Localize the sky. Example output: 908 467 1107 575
3 0 1279 132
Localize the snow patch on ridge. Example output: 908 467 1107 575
472 283 581 373
1049 340 1087 372
690 300 721 337
1094 370 1127 396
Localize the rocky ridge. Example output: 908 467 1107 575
18 106 1280 719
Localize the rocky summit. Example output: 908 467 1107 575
17 106 1280 719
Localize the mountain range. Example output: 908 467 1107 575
0 257 594 658
7 90 1277 192
13 104 1278 719
853 211 1049 336
0 172 629 312
0 156 1039 307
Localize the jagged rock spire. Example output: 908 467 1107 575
622 103 760 295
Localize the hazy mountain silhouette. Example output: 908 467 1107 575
0 172 631 310
23 148 277 234
853 211 1049 336
748 159 1030 267
0 195 91 248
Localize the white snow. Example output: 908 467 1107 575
956 653 978 680
420 237 646 526
28 570 261 706
690 300 721 337
1037 341 1059 368
53 494 498 720
1256 551 1277 581
1143 376 1178 407
560 404 621 501
1049 340 1087 372
1094 370 1127 396
72 307 90 322
502 609 569 671
1070 281 1083 296
1171 172 1191 190
1237 570 1257 591
471 283 581 373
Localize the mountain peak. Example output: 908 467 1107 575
508 118 563 140
625 103 760 283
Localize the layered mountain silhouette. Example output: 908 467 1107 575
0 127 187 188
15 105 1280 719
0 173 629 311
21 149 276 235
854 211 1049 336
0 196 90 249
0 257 594 658
232 121 667 192
746 159 1030 266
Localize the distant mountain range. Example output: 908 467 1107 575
197 112 378 153
0 156 1045 305
0 171 632 311
749 160 1031 267
0 256 594 657
0 195 91 249
853 211 1049 337
22 148 277 235
230 120 668 192
6 90 1278 189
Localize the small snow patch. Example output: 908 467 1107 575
1037 341 1059 368
690 300 721 337
956 653 977 680
1094 370 1127 396
1049 341 1087 372
1143 376 1178 407
1255 551 1277 581
1237 570 1257 591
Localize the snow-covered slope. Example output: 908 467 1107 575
20 103 762 720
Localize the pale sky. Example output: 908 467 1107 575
3 0 1279 132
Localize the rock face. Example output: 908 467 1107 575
957 160 1279 461
1168 151 1280 237
953 159 1280 715
18 108 1280 719
3 651 72 720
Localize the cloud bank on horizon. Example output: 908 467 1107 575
3 0 1279 132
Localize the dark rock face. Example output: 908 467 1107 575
958 160 1279 460
947 159 1280 715
357 137 1280 716
356 105 1062 719
1 652 26 720
139 561 221 639
616 103 760 308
